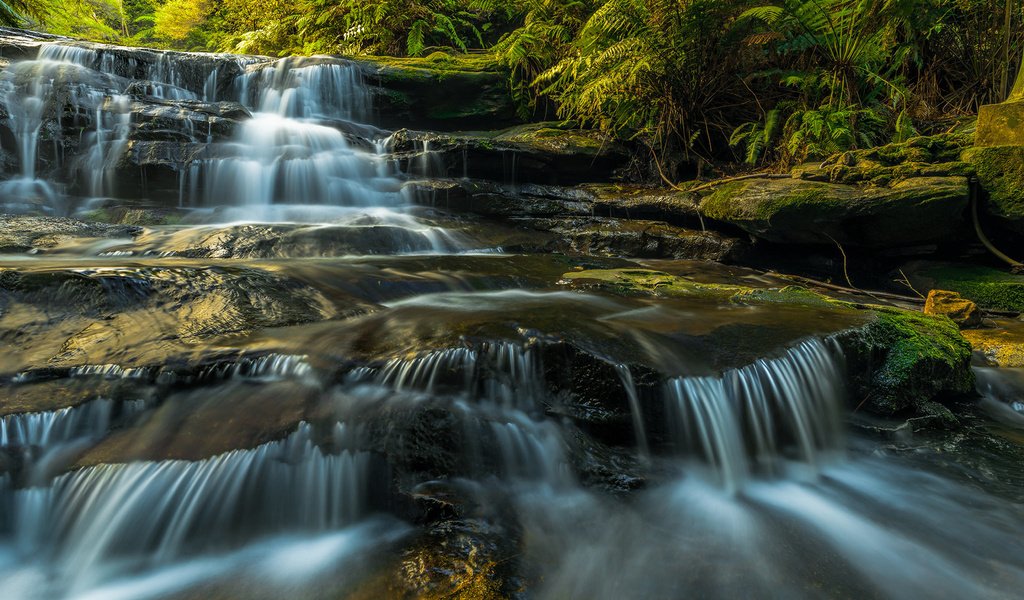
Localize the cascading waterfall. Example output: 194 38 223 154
0 44 132 205
364 342 570 484
0 42 426 226
664 338 845 490
13 422 373 594
195 59 401 212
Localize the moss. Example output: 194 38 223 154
963 145 1024 229
837 307 974 416
921 264 1024 313
560 268 745 300
731 286 843 308
701 179 832 222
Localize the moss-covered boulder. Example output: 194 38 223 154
963 145 1024 232
835 308 974 418
353 53 518 131
698 176 970 248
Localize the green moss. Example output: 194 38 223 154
838 307 974 415
701 179 832 222
560 269 744 299
731 286 843 308
921 264 1024 312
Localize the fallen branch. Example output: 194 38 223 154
684 172 791 194
773 272 1021 317
771 272 923 304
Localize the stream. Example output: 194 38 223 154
1 32 1024 599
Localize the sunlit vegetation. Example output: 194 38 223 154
15 0 1024 172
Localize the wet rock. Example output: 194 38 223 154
924 290 982 328
533 217 746 262
698 176 970 248
0 27 62 61
73 380 319 465
0 215 140 252
130 100 248 142
123 222 455 259
407 179 593 218
352 518 518 600
586 184 702 226
964 320 1024 368
0 264 337 374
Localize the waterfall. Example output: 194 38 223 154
664 338 845 490
13 422 373 593
0 401 115 450
373 341 544 412
236 58 369 120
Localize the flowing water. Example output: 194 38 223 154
1 34 1024 599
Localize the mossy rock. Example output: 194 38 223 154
352 54 518 130
963 145 1024 232
906 263 1024 313
698 176 969 248
798 133 976 186
835 308 974 418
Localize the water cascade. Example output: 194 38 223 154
664 338 844 489
12 422 374 595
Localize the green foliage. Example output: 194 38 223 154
297 0 517 57
527 0 754 165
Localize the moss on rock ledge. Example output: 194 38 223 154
563 268 975 421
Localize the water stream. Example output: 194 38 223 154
1 35 1023 599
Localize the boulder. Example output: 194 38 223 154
353 53 518 131
698 176 970 248
924 290 982 328
390 123 630 185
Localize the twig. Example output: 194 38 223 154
648 144 706 232
893 269 926 299
772 272 922 303
684 172 791 194
774 271 1021 317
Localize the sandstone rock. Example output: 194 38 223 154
924 290 982 328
